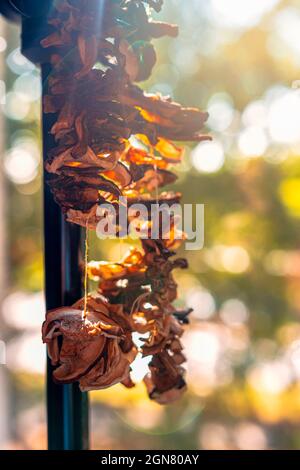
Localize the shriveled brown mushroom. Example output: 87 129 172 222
42 295 137 389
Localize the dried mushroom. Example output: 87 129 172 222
42 0 209 404
42 294 137 390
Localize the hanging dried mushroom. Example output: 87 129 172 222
41 0 209 404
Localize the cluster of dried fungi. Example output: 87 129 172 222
42 0 209 403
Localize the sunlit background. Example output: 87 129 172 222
2 0 300 450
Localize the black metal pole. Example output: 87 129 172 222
61 218 89 450
0 0 90 449
42 62 89 451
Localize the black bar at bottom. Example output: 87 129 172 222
0 450 293 465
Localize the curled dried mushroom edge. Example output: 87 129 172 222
41 0 209 404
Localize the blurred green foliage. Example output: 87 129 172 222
4 0 300 450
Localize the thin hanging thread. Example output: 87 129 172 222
119 236 124 260
154 163 159 205
83 221 89 321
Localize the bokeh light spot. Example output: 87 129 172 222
191 140 225 173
